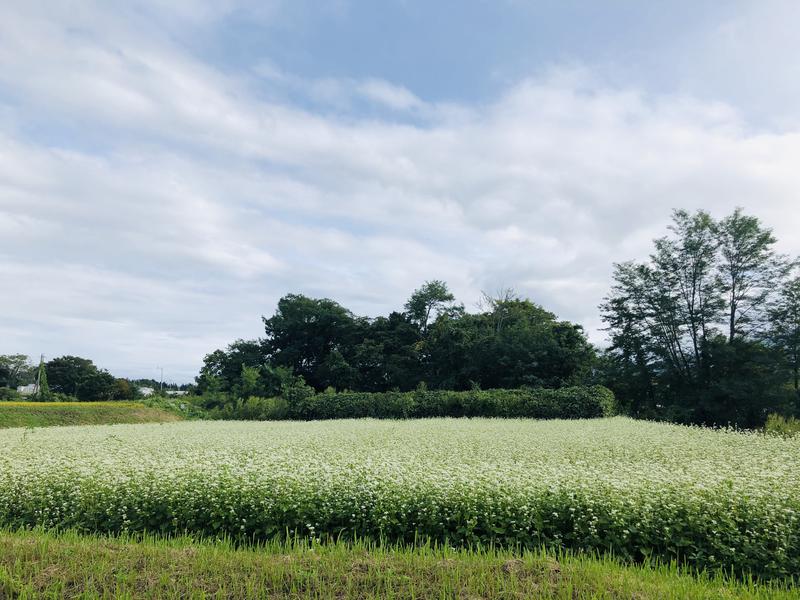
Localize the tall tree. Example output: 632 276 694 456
653 210 721 379
35 356 50 399
404 280 458 334
768 274 800 399
717 208 782 342
601 208 789 425
263 294 366 391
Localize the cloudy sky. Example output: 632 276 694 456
2 1 800 382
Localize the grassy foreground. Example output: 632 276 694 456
0 529 796 599
0 401 182 428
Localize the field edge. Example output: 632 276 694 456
0 528 797 599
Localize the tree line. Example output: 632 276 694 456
196 282 596 404
0 355 185 401
197 208 799 427
3 207 798 427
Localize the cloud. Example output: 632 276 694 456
1 2 800 380
357 79 424 111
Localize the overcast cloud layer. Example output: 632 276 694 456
2 1 800 382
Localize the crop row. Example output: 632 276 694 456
1 418 798 579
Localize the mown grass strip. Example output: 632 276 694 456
0 528 796 599
0 401 182 428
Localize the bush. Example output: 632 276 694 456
236 396 289 420
764 413 800 437
8 390 77 403
0 387 22 401
221 385 615 421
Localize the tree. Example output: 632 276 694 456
113 378 135 400
424 297 595 390
768 274 800 401
717 208 783 342
45 356 116 401
352 312 422 391
404 280 458 334
657 210 722 379
235 364 261 399
601 208 789 425
0 354 33 389
196 340 268 396
263 294 367 391
34 356 50 400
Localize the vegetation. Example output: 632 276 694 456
197 284 595 398
43 355 126 401
768 276 800 410
0 354 34 390
765 413 800 438
202 385 615 421
0 354 143 402
0 401 182 428
2 418 798 579
2 528 797 600
601 208 799 427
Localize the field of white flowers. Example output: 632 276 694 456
1 417 798 578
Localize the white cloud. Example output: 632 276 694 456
1 2 800 380
357 79 424 111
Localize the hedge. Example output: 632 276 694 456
227 386 616 421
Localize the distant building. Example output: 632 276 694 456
138 386 155 397
17 384 36 396
165 390 188 397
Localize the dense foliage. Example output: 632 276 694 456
0 354 34 390
197 284 596 398
44 356 119 401
601 208 799 426
0 354 142 402
205 385 615 421
2 418 798 579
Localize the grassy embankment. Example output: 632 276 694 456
1 528 796 599
0 401 182 428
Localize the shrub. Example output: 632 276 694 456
764 413 800 437
0 387 22 401
270 385 616 421
238 396 289 420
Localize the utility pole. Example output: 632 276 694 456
157 366 164 393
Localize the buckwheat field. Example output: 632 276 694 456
2 417 798 578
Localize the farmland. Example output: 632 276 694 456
0 401 182 428
2 417 799 580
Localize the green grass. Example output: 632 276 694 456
0 529 796 599
0 401 182 428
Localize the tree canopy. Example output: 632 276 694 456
197 282 596 396
601 208 794 426
45 355 118 401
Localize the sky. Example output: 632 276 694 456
2 1 800 383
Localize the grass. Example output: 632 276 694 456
0 528 796 599
0 401 182 428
